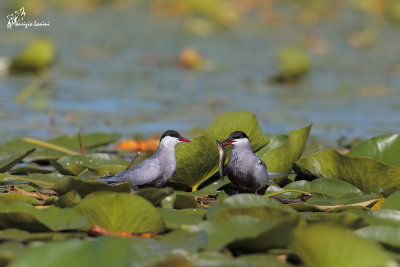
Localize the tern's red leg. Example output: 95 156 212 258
236 190 239 195
255 190 258 195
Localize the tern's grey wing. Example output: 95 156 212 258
127 156 162 187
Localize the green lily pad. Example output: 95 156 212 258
292 224 395 267
228 214 302 252
74 192 165 232
52 177 131 197
347 134 400 167
52 153 128 176
172 111 269 188
0 228 85 242
0 241 25 266
381 191 400 210
157 208 205 229
54 191 81 208
134 187 175 206
174 193 197 209
0 202 88 232
284 178 362 198
8 237 134 267
352 209 400 227
11 39 55 71
207 194 295 220
355 225 400 248
48 132 121 151
257 124 311 173
185 216 277 250
294 149 400 196
0 148 35 173
301 211 368 229
0 194 42 205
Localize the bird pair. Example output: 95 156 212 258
94 130 275 194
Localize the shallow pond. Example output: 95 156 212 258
1 2 400 142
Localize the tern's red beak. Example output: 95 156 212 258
221 139 235 146
179 138 191 143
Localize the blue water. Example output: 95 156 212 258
1 3 400 143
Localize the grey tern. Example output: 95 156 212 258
219 131 288 195
93 130 191 191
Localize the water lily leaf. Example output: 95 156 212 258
352 209 400 227
0 148 35 173
302 211 368 229
52 153 128 176
157 208 205 229
0 241 25 266
228 214 302 252
0 228 85 242
74 192 165 232
294 149 400 195
134 187 175 206
0 173 55 189
48 132 121 151
54 191 81 208
257 124 311 173
171 111 269 188
186 216 277 250
0 202 88 232
355 225 400 247
174 193 197 209
292 224 395 267
347 134 400 167
0 133 120 162
0 194 42 205
8 237 134 267
381 191 400 210
10 163 54 174
284 178 362 198
207 194 295 220
52 177 131 197
193 178 230 195
11 39 55 71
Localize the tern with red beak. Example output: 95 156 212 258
220 131 277 195
93 130 191 191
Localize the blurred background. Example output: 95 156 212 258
1 0 400 144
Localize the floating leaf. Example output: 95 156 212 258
9 237 134 267
186 216 277 250
0 148 35 173
52 153 128 176
52 177 131 197
284 178 362 198
207 194 295 220
258 124 311 173
228 214 302 252
0 202 88 232
74 192 165 232
11 39 55 71
0 228 85 242
157 208 205 229
355 225 400 248
174 193 197 209
0 194 42 205
172 111 269 189
294 149 400 195
381 191 400 210
347 134 400 167
134 187 175 206
292 224 395 267
54 191 81 208
0 241 25 266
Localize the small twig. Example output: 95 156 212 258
23 137 79 155
77 132 86 156
125 151 141 170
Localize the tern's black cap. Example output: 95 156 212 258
160 130 183 141
228 131 249 140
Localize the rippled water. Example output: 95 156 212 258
1 3 400 142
